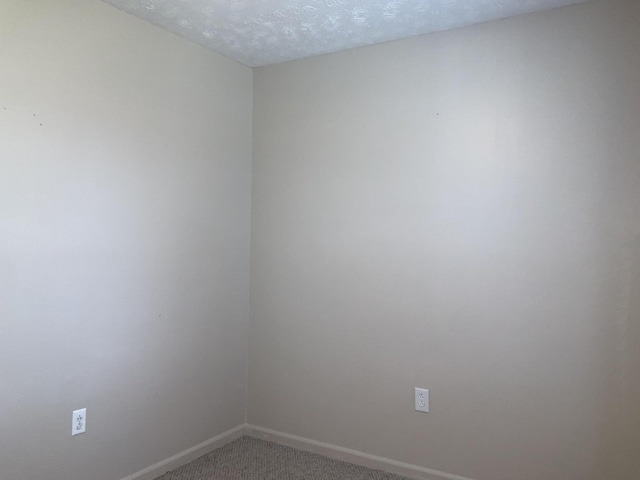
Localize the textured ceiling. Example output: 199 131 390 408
101 0 591 67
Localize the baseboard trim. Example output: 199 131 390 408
120 424 245 480
244 424 476 480
120 423 476 480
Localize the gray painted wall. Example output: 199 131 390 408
0 1 252 480
249 1 640 480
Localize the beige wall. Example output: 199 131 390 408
249 1 640 480
0 2 252 480
2 1 639 480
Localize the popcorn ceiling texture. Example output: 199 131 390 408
101 0 591 67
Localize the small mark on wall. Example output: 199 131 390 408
1 105 45 127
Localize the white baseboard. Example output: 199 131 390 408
120 423 475 480
244 424 476 480
120 424 245 480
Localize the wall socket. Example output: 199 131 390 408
72 408 87 436
415 388 429 413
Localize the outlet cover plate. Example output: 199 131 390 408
415 388 429 413
72 408 87 436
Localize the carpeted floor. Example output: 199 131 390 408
154 436 410 480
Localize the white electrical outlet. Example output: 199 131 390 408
72 408 87 436
415 388 429 413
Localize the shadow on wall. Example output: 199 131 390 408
595 227 640 478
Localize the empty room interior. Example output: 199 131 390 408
2 1 639 479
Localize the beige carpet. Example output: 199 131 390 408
155 436 410 480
